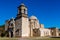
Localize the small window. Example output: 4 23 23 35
11 23 13 26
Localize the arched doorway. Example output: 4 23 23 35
33 28 40 37
7 28 13 37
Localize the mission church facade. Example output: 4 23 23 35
5 3 59 37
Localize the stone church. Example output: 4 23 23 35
5 3 59 37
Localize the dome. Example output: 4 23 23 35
21 3 24 5
30 16 37 20
21 3 25 6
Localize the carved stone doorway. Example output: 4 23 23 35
7 28 13 37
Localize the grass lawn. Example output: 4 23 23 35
0 37 60 40
0 37 18 40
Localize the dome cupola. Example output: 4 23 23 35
30 16 37 20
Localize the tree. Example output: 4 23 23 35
0 24 5 37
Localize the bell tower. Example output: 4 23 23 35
16 3 28 19
15 3 30 37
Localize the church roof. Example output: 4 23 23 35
30 16 37 20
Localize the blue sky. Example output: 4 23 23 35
0 0 60 28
